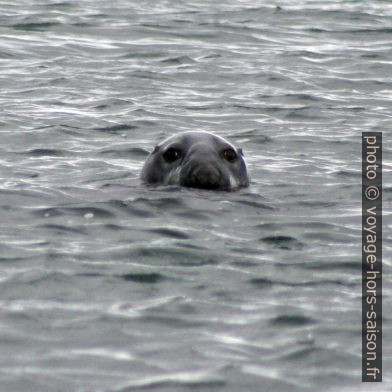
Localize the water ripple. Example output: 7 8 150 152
1 1 390 391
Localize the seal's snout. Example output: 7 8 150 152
181 162 224 190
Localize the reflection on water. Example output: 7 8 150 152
0 1 391 391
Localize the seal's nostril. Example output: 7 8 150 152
184 163 222 189
194 164 219 180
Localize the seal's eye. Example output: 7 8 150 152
222 148 237 163
163 147 181 163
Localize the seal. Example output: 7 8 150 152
141 131 249 190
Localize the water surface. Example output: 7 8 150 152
0 1 391 391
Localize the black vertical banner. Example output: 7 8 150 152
362 132 382 382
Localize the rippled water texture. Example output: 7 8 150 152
0 1 391 391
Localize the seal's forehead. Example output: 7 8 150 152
159 131 233 149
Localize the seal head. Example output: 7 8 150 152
141 131 249 190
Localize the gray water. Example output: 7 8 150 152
0 1 391 391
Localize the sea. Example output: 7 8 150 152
0 1 391 391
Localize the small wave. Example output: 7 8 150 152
33 206 116 219
114 371 225 391
125 245 218 267
160 55 196 65
147 228 191 240
37 224 86 234
249 277 355 288
18 148 69 157
100 147 148 158
108 200 156 218
94 124 138 134
261 236 304 250
12 22 60 32
270 314 316 327
118 272 166 283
